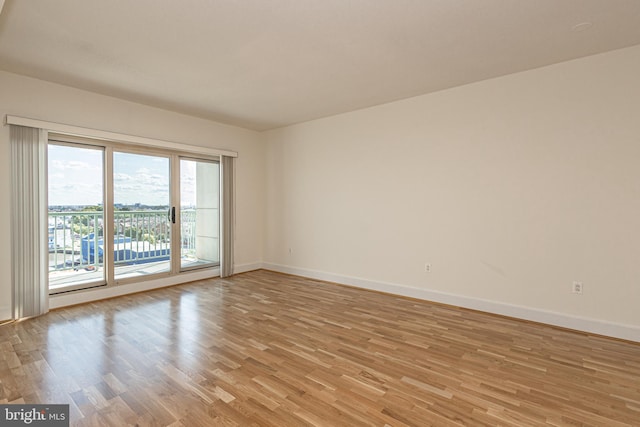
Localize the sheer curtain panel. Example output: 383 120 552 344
10 125 49 319
220 155 235 278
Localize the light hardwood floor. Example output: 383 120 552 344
1 270 639 426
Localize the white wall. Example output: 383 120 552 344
0 71 265 321
264 45 640 340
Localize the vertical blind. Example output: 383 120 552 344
220 155 235 278
10 125 49 319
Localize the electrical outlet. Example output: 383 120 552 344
572 281 583 294
424 263 432 273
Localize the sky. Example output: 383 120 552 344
113 151 170 206
48 145 199 207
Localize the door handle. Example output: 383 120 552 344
171 206 176 224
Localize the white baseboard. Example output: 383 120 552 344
262 262 640 343
234 262 264 274
47 260 639 342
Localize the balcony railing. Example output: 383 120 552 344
48 209 196 275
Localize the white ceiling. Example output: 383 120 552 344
1 1 639 131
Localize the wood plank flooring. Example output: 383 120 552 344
1 269 639 426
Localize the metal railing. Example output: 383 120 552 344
48 209 196 274
180 209 197 260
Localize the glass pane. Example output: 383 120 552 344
113 152 171 279
180 159 219 270
48 144 105 291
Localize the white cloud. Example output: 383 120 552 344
114 173 133 182
51 160 92 170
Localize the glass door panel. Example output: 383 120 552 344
113 152 171 280
180 158 219 270
48 144 105 291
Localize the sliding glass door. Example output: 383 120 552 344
180 158 220 270
48 143 105 291
113 151 172 280
47 138 220 293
